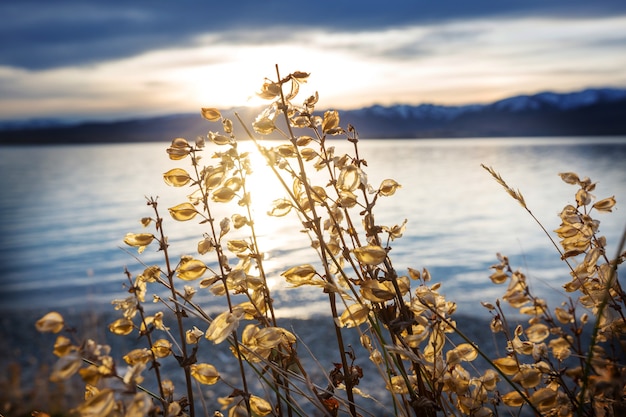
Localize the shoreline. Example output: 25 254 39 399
1 306 501 415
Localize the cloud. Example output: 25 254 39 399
2 0 626 70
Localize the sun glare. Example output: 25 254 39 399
235 141 310 275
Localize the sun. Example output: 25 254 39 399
159 37 381 112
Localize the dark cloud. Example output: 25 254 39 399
2 0 625 70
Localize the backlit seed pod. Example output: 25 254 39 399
281 264 317 286
176 258 207 281
190 363 220 385
163 168 191 187
339 303 370 328
277 144 297 157
206 309 244 344
548 337 572 361
171 137 189 148
166 138 191 160
227 239 249 254
168 202 198 221
36 311 65 333
493 357 519 375
554 307 573 324
525 323 550 343
208 132 230 145
481 369 500 391
53 335 74 357
212 187 236 203
575 189 592 206
558 172 580 185
361 280 397 302
253 116 276 135
257 82 281 99
299 147 318 161
592 196 616 212
530 387 558 412
151 339 172 358
501 391 525 407
446 343 478 366
353 245 387 265
50 352 82 382
337 165 361 192
123 233 155 247
186 326 204 344
123 348 153 366
250 395 273 416
124 393 152 417
296 135 314 146
231 214 248 229
378 179 401 196
201 108 221 121
73 388 116 416
268 199 292 217
109 317 134 335
512 367 542 389
322 110 340 133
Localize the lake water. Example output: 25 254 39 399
1 137 625 319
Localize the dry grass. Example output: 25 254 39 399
7 68 625 417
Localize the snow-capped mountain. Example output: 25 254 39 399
339 87 626 138
348 88 626 121
490 88 626 112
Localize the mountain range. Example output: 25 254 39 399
1 87 625 144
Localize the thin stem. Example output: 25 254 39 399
578 224 626 417
148 198 195 417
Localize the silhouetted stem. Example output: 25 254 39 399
148 198 195 417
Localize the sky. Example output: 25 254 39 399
1 0 626 122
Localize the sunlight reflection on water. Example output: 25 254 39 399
0 137 624 318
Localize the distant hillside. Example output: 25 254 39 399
1 88 625 144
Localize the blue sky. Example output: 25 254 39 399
1 0 625 121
